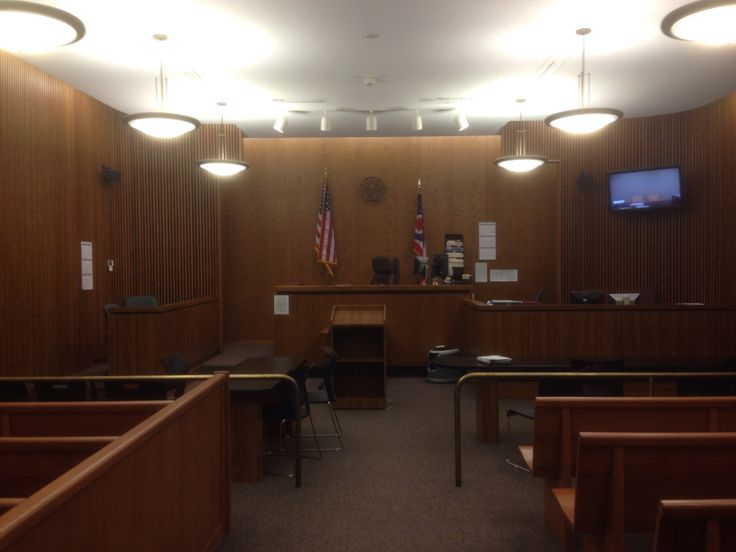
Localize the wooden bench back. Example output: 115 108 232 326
0 401 168 437
533 397 736 485
0 436 115 496
574 432 736 537
653 498 736 552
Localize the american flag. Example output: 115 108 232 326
315 171 337 276
413 181 427 283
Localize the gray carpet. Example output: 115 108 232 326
216 377 652 552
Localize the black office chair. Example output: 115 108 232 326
124 295 158 307
159 352 189 398
262 363 321 459
571 357 625 397
0 382 30 402
370 256 400 285
305 346 343 451
505 375 583 471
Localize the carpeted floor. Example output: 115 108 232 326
216 376 651 552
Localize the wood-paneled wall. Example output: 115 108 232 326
500 93 736 305
0 51 235 376
222 136 561 342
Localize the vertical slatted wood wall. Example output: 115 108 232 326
0 51 233 376
222 136 560 342
500 94 736 305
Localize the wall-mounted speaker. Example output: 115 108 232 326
576 169 593 187
101 165 121 183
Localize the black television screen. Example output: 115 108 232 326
607 166 682 211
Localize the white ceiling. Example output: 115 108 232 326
12 0 736 138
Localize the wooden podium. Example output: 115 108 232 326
330 305 387 409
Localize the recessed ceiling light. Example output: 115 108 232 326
363 32 380 39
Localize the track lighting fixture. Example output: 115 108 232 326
412 110 423 132
320 111 331 132
455 111 470 132
366 111 378 131
273 113 288 133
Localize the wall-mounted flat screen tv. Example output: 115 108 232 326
607 166 682 211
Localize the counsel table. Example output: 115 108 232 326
434 355 735 443
197 356 304 482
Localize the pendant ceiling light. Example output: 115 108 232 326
545 28 622 134
124 34 200 139
661 0 736 45
197 102 249 177
495 99 547 173
0 1 85 51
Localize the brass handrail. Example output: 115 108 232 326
454 370 736 487
0 373 303 489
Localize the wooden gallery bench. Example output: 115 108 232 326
520 397 736 548
653 498 736 552
551 432 736 552
0 373 230 552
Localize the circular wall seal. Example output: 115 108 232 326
360 176 386 203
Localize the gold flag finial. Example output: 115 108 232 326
417 178 422 190
324 167 330 177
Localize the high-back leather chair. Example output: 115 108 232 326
370 256 399 285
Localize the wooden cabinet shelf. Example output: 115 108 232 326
330 305 386 409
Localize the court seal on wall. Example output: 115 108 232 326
360 176 386 203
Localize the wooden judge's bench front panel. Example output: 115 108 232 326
457 300 736 359
273 285 473 366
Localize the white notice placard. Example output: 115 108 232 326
489 269 518 282
80 241 93 290
478 222 497 260
274 295 289 315
474 262 488 283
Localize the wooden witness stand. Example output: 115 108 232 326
330 305 387 409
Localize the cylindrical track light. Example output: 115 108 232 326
366 111 378 131
273 113 287 133
320 111 331 132
455 111 470 132
412 110 423 132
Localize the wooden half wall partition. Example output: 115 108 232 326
274 285 472 366
0 373 230 552
107 297 221 375
458 300 736 359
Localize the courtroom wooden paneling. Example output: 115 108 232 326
501 93 736 306
224 135 564 343
0 51 231 376
476 160 561 304
458 300 736 359
274 285 472 366
107 297 220 375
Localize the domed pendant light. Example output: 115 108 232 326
661 0 736 45
124 34 201 139
0 1 85 51
197 102 249 177
495 99 547 173
544 28 623 134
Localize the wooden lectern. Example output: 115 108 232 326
330 305 387 409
